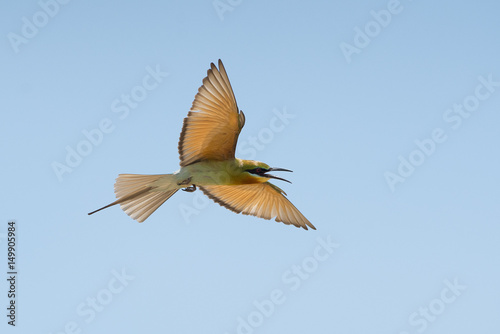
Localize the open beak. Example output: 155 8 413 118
265 167 293 183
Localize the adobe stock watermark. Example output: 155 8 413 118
385 74 500 192
397 278 466 334
7 0 71 54
178 106 296 224
340 0 412 64
223 235 340 334
49 268 134 334
51 64 169 182
213 0 243 21
236 107 296 160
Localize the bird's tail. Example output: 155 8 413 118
88 174 179 222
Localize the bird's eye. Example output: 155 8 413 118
246 167 266 175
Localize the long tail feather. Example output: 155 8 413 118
88 174 179 222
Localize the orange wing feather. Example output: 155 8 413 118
199 183 316 230
178 60 245 167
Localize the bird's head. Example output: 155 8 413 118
240 160 292 183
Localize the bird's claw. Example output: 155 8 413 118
182 185 197 192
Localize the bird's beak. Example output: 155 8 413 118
265 168 293 183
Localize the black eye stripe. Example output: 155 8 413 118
246 167 268 175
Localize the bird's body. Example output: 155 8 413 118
89 60 315 230
176 159 266 186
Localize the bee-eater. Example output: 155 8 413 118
88 60 315 230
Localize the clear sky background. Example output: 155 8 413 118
1 1 499 333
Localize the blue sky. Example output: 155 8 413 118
1 0 500 333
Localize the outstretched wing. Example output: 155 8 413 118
178 59 245 167
199 183 316 230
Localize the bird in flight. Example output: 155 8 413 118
88 60 315 230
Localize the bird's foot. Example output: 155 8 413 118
182 184 197 192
